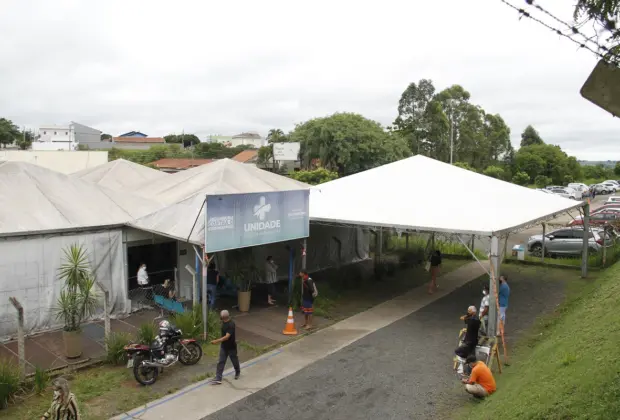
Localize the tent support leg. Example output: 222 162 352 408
377 228 383 263
488 236 500 337
541 223 546 263
405 233 409 250
582 203 590 278
457 235 490 276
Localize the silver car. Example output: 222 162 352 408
527 227 602 257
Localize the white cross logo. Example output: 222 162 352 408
253 196 271 220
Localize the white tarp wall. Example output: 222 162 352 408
0 229 129 339
176 224 369 298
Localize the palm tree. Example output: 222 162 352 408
266 128 287 144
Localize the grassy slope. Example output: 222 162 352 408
458 263 620 420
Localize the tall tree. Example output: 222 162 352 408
101 133 112 141
393 79 437 154
164 134 200 148
17 129 34 150
266 128 288 143
0 118 20 148
520 125 544 147
574 1 619 63
291 113 410 176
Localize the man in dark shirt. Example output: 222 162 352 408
300 270 317 329
428 250 442 294
455 305 481 359
211 310 240 384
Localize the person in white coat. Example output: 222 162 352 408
137 263 149 287
265 256 278 305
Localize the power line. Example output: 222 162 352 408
498 0 620 65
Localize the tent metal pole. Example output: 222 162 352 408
581 202 590 278
541 223 546 263
301 238 307 270
457 235 490 276
377 228 383 263
488 235 501 337
405 233 409 250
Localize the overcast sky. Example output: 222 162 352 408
0 0 617 160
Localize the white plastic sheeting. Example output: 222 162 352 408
130 159 309 244
0 161 165 236
0 229 128 339
72 158 168 191
310 155 584 236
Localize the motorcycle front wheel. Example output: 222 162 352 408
179 342 203 366
133 355 159 386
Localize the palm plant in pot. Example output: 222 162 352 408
231 264 253 312
54 244 99 358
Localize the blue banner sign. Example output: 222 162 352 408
205 190 309 253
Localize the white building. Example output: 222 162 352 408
207 132 266 149
35 122 102 151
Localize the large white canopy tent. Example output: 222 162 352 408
0 161 166 338
71 158 168 191
309 155 591 335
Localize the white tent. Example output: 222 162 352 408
71 158 168 191
0 161 165 236
309 155 584 236
130 158 310 243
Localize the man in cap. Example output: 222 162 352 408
455 305 481 360
211 310 241 384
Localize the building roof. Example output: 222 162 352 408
71 159 168 190
119 131 148 137
232 149 258 163
151 158 215 171
0 161 165 236
232 132 262 139
130 158 310 243
309 155 584 236
113 137 165 144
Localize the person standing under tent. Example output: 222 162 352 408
137 263 149 287
300 270 318 330
479 284 490 336
206 262 220 308
498 275 510 335
455 306 481 360
428 250 442 294
211 310 241 384
265 256 278 305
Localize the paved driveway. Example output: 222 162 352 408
204 266 567 420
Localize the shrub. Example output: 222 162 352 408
512 171 530 186
137 322 157 345
534 175 552 188
483 165 505 180
0 358 20 408
33 366 49 395
105 332 132 365
172 305 221 341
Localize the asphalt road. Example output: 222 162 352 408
204 267 567 420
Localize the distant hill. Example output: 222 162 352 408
578 160 617 168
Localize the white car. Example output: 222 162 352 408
547 187 579 200
606 196 620 204
601 182 619 193
604 180 620 186
568 183 590 196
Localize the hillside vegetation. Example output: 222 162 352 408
459 263 620 420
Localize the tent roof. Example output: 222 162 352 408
72 159 168 191
309 155 584 236
0 161 165 236
130 158 310 243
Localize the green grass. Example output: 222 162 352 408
456 261 620 420
388 234 488 260
509 242 620 268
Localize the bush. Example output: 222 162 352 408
512 171 530 186
483 165 505 180
33 366 49 395
534 175 552 188
137 322 157 345
0 358 20 408
105 332 132 365
172 305 221 341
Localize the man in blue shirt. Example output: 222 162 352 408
498 275 510 335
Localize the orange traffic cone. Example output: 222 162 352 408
282 307 298 335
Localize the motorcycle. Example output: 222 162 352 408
124 320 203 385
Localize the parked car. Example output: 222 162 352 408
547 187 580 200
601 182 619 193
535 188 553 194
603 180 620 187
527 227 602 257
568 183 591 197
606 196 620 204
590 206 620 215
591 183 614 194
568 210 620 226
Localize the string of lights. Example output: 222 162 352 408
498 0 620 66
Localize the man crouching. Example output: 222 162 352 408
462 355 496 399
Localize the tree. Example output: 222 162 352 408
16 129 34 150
164 134 200 148
266 129 288 144
483 165 505 180
101 133 112 141
520 125 544 147
574 1 619 63
453 162 477 172
290 113 410 176
289 168 338 185
614 162 620 176
515 150 545 181
0 118 20 148
512 171 530 186
257 145 273 166
393 79 437 155
534 175 552 188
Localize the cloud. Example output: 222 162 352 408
0 0 617 160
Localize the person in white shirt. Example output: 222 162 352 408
479 284 490 336
137 264 149 287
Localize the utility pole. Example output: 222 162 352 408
449 118 454 164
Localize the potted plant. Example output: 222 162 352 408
54 244 99 358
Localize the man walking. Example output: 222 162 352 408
498 275 510 335
211 310 240 384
